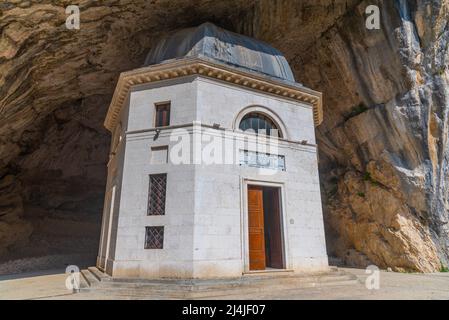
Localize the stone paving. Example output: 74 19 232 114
0 268 448 300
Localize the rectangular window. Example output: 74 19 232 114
155 102 170 127
150 146 169 165
145 226 164 249
148 174 167 215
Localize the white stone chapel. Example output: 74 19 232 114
97 22 328 279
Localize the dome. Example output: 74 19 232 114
144 22 296 82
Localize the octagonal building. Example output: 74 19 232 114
98 22 328 279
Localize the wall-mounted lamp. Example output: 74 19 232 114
153 129 161 141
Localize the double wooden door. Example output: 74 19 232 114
247 185 283 270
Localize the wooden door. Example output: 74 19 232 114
265 188 284 269
248 186 266 270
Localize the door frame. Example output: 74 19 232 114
241 178 289 273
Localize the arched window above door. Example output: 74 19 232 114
239 112 282 138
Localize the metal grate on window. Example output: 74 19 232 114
145 226 164 249
148 174 167 215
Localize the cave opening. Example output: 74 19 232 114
1 0 447 275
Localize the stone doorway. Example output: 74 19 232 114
247 185 284 271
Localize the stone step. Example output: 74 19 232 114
190 275 359 297
78 267 360 298
78 272 90 290
78 277 360 299
80 269 100 288
117 273 353 287
88 266 109 282
90 267 351 283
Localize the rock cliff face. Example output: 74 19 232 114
0 0 448 272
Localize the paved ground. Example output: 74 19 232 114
0 269 75 300
0 268 449 300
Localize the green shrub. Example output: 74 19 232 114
363 172 380 186
363 172 371 181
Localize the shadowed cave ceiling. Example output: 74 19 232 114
0 0 448 273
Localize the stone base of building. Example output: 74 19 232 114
97 256 330 280
79 265 358 299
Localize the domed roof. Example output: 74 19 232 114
144 22 296 82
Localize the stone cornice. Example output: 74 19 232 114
104 58 323 132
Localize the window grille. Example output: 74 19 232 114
148 174 167 215
145 226 164 249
